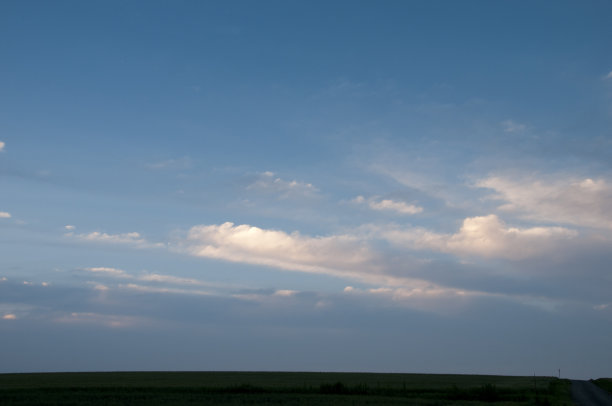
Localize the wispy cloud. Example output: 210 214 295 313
83 267 130 278
0 141 5 152
118 283 212 297
246 171 319 199
81 267 228 292
478 175 612 229
138 273 211 287
381 214 577 260
178 222 375 278
501 119 526 133
173 221 516 306
54 312 144 328
605 71 612 80
71 231 164 249
0 212 11 219
353 195 423 215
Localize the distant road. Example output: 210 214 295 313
571 380 612 406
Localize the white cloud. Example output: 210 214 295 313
72 231 164 248
82 267 228 292
2 314 17 320
0 141 5 152
274 289 298 297
478 175 612 229
354 196 423 215
64 225 75 230
138 273 209 286
179 222 376 279
0 212 11 218
83 267 130 278
382 214 577 260
339 285 502 314
501 119 526 133
54 312 143 328
246 172 318 199
119 283 212 297
605 71 612 79
231 289 302 302
175 221 501 305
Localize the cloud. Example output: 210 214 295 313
178 222 376 279
606 71 612 79
231 289 302 302
0 141 5 152
64 225 75 230
138 273 210 287
2 314 17 320
382 214 577 260
54 312 143 328
72 231 164 248
354 196 423 215
246 172 318 199
477 175 612 229
81 267 231 294
501 119 526 133
83 267 130 278
118 283 212 297
274 289 298 297
174 221 514 308
0 212 11 218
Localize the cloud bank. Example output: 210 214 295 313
478 175 612 229
354 196 423 215
246 172 318 199
71 231 163 249
179 222 375 278
382 214 577 260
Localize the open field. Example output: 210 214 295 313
594 378 612 393
0 371 573 405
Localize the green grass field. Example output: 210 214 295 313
593 378 612 394
0 371 573 405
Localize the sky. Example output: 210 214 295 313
1 1 612 380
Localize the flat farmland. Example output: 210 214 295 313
0 371 573 405
594 378 612 393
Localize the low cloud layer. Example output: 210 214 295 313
478 175 612 229
70 231 164 249
178 222 376 279
247 172 319 199
354 196 423 215
382 214 578 260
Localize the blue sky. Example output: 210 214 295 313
1 1 612 379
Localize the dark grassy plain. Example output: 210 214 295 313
593 378 612 394
0 371 573 405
